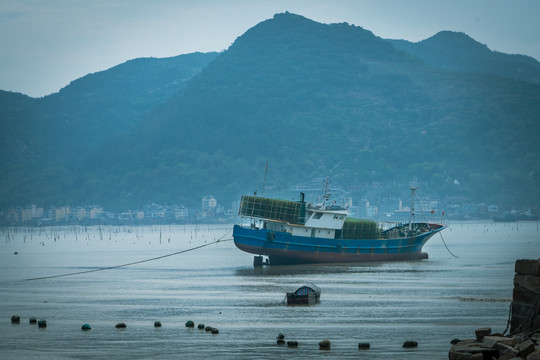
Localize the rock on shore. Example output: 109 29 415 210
450 259 540 360
449 331 540 360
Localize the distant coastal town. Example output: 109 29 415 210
1 191 537 226
0 195 236 226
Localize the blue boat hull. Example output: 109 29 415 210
233 224 445 264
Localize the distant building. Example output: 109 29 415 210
366 205 379 217
354 199 369 218
75 207 86 220
202 195 217 211
118 212 132 220
174 207 188 220
231 200 240 216
27 205 44 219
21 208 32 222
7 207 21 222
150 210 165 218
417 200 437 212
88 206 103 219
49 206 70 222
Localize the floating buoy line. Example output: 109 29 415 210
25 230 232 281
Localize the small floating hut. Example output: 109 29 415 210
286 284 321 305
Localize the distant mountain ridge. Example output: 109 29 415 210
2 52 218 160
1 52 219 206
1 12 539 211
387 31 540 84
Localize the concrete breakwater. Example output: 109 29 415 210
449 258 540 360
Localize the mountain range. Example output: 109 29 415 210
2 12 539 211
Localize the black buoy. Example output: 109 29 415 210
29 317 37 324
205 325 212 332
11 315 20 324
358 342 370 350
402 340 418 348
81 323 91 331
37 319 47 328
154 321 161 328
277 339 285 345
185 320 194 328
287 341 298 348
319 339 331 350
198 324 205 330
115 322 126 329
211 327 219 334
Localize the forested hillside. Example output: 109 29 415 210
1 13 539 210
0 52 219 206
388 31 540 85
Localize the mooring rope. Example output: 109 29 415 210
25 230 233 281
413 189 459 258
439 231 459 258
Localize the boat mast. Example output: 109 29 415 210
408 182 418 230
321 177 331 209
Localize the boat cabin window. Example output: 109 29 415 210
313 212 323 219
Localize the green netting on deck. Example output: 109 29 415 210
239 195 306 224
341 218 381 239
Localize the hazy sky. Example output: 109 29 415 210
1 0 539 97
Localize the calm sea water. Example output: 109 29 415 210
1 221 538 359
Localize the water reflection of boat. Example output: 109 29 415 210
233 184 446 265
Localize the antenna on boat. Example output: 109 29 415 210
261 162 268 196
322 177 332 208
408 181 419 230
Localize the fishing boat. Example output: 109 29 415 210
233 183 446 265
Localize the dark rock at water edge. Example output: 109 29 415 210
474 327 491 341
448 332 540 360
358 342 370 350
516 339 535 358
526 350 540 360
449 258 540 360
